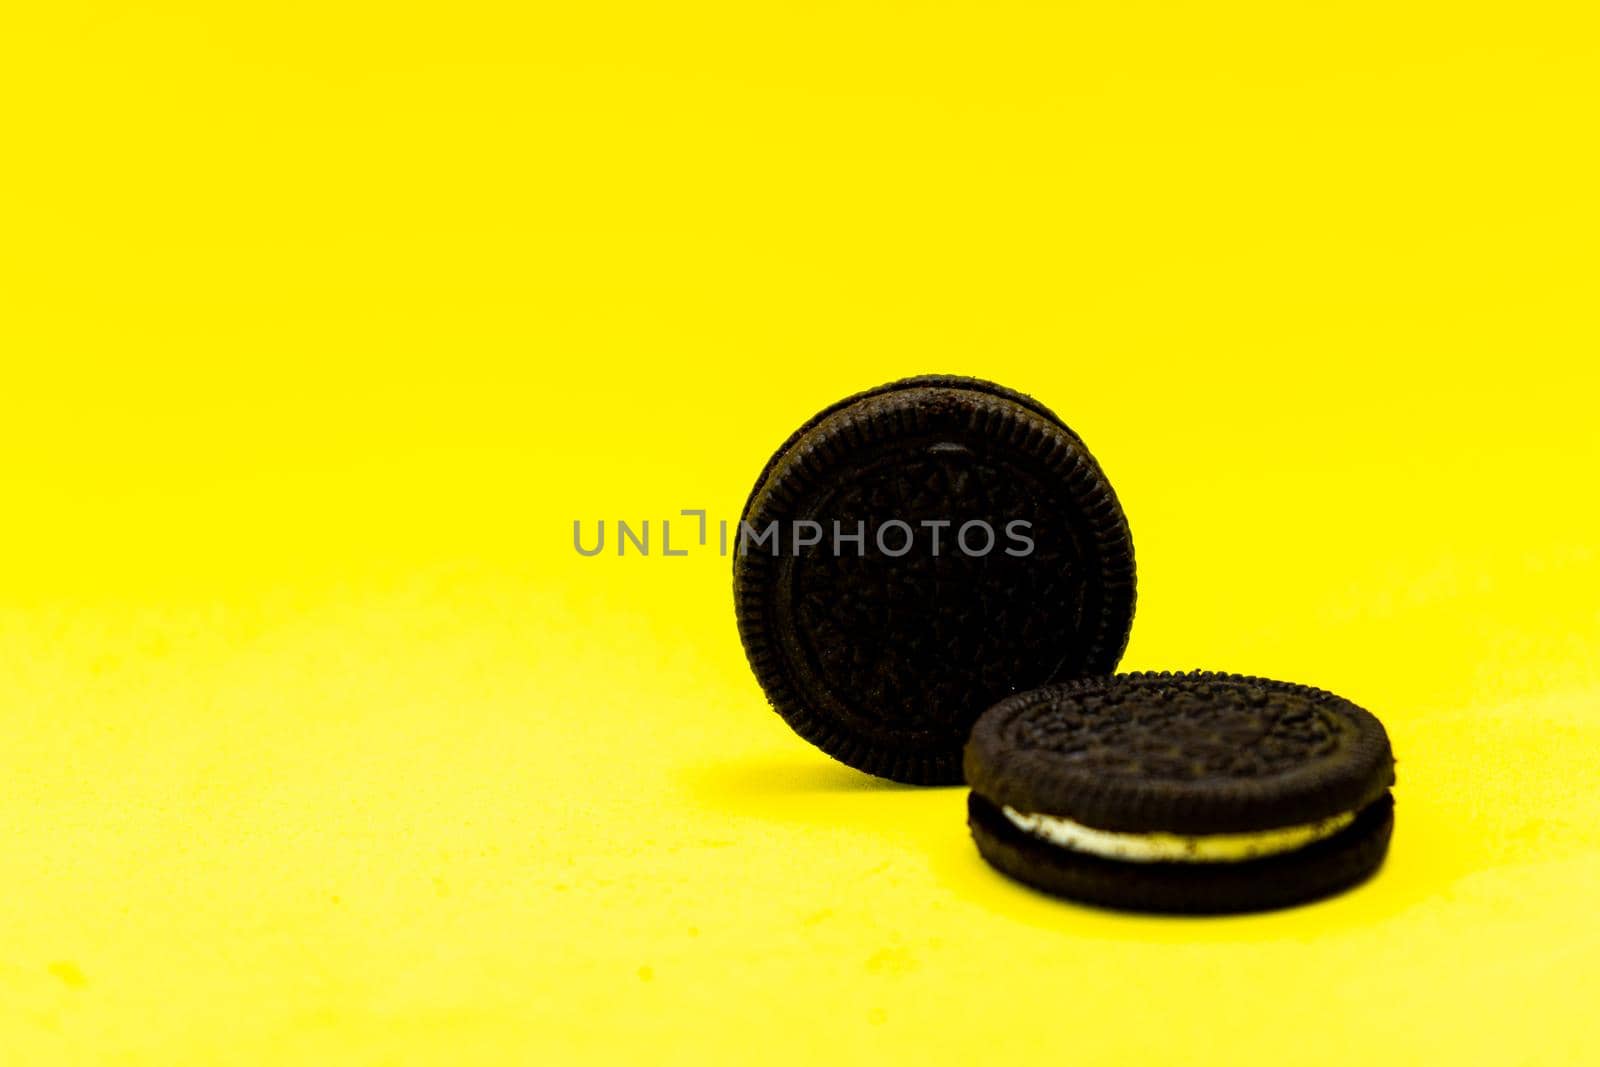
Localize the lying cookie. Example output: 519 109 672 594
965 671 1395 912
734 375 1136 784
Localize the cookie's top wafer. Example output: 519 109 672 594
965 671 1395 833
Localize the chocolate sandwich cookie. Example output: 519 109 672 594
965 671 1396 913
734 375 1136 784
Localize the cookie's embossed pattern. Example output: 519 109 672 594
789 442 1087 735
998 675 1344 782
965 671 1395 834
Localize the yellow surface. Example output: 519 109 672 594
3 3 1598 1063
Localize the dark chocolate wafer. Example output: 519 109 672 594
734 375 1136 784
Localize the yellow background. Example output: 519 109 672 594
3 3 1598 1063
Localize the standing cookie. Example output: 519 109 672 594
734 375 1136 784
964 671 1397 912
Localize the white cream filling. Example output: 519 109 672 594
1001 805 1356 864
